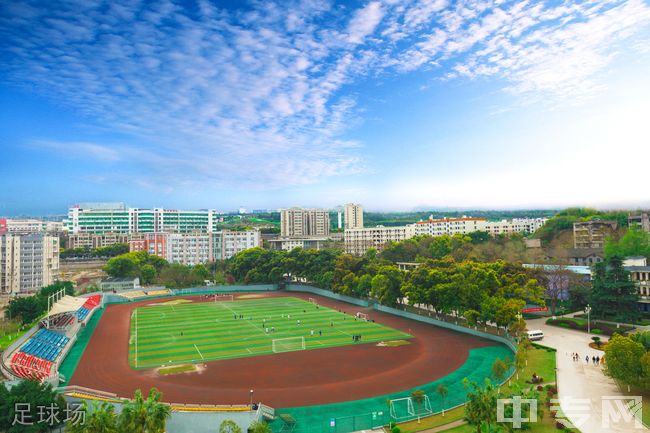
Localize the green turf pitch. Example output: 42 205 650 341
128 297 412 369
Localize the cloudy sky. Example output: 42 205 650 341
1 0 650 215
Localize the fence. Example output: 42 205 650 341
285 284 369 308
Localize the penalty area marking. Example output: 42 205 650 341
194 344 204 360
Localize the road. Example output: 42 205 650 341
527 318 647 433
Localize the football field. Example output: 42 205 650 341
128 296 412 369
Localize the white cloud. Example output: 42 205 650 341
346 1 384 44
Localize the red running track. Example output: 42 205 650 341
69 292 494 407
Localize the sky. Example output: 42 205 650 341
1 0 650 215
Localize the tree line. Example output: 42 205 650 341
60 243 129 259
227 247 545 329
5 281 75 324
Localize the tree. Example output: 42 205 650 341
435 384 448 416
118 388 171 433
104 255 140 277
605 227 650 260
604 334 644 390
591 256 639 322
492 357 508 382
67 401 118 433
631 331 650 351
463 378 499 433
0 380 66 433
248 421 273 433
219 419 242 433
141 264 156 285
541 264 573 316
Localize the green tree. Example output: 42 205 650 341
591 257 639 321
604 334 644 389
0 380 66 433
219 419 243 433
118 388 171 433
491 357 508 382
248 421 273 433
141 264 156 285
605 227 650 260
66 401 118 433
435 384 448 416
104 255 140 277
463 378 499 433
631 331 650 351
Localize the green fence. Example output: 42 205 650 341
271 345 513 433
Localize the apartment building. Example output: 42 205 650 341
414 217 487 237
0 234 59 294
66 203 220 234
0 219 6 235
129 230 260 264
67 232 129 249
344 203 364 230
629 211 650 233
280 208 330 237
267 237 329 251
573 220 618 249
483 218 548 235
3 219 64 233
625 257 650 313
344 225 416 256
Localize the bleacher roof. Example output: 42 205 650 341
48 295 87 317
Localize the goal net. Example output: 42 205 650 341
389 396 432 420
356 312 369 321
214 294 234 302
308 297 318 305
272 337 306 353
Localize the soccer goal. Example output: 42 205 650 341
389 396 433 420
214 294 234 302
308 297 318 305
272 337 306 353
356 312 369 321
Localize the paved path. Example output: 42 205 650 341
528 318 647 432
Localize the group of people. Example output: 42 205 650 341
571 352 603 365
352 334 362 342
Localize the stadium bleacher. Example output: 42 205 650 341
11 328 69 380
76 295 102 321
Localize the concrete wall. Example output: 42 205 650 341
285 284 369 308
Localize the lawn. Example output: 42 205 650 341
128 297 411 369
397 345 559 433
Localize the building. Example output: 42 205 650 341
483 218 548 235
414 217 487 237
344 203 364 230
624 257 650 312
129 230 260 264
166 233 212 266
129 233 169 258
4 219 64 233
280 208 330 238
345 225 416 256
67 232 129 249
268 237 329 251
0 234 59 294
629 211 650 233
413 216 547 237
65 203 220 234
100 277 140 292
566 248 604 266
573 220 618 249
217 230 262 261
0 219 6 235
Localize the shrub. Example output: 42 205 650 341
591 328 602 335
537 385 544 391
391 427 401 433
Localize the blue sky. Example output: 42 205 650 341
2 0 650 215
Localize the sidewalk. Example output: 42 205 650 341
528 318 647 433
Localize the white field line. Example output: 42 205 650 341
194 344 204 360
135 309 138 368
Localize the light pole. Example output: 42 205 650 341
249 389 254 407
585 304 592 334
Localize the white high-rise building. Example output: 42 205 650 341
280 208 330 237
0 234 59 294
344 225 416 256
344 203 364 230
